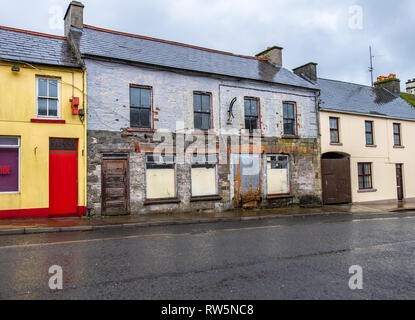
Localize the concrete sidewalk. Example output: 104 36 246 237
1 200 415 236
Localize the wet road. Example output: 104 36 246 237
1 211 415 299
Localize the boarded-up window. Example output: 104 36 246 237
146 155 176 199
267 155 289 195
191 155 217 196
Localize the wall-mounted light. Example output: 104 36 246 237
11 66 20 72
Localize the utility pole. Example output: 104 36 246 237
369 46 374 87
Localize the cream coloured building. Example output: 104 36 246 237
317 77 415 204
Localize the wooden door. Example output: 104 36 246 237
396 164 404 201
322 158 352 204
102 158 129 215
49 138 78 215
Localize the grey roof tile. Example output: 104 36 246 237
317 78 415 121
0 27 79 67
79 26 316 90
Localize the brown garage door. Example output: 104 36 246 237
102 157 129 215
322 158 352 204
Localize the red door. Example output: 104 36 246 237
49 138 78 215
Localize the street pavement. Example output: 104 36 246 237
1 211 415 299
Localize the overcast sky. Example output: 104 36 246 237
1 0 413 89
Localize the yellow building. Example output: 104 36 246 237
0 26 86 219
318 76 415 204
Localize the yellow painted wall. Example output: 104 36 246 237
320 110 415 203
0 61 86 213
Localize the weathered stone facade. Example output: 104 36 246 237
84 57 322 216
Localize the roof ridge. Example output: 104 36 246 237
0 25 66 40
318 77 373 88
83 24 267 62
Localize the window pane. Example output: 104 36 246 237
0 137 18 146
244 99 251 116
193 94 201 112
201 94 210 113
48 99 58 116
393 124 400 134
201 113 210 130
364 176 371 189
284 120 295 135
38 79 47 97
365 121 372 132
194 114 202 130
250 117 258 131
358 164 363 175
140 88 151 107
394 135 400 146
251 100 258 116
366 133 373 145
358 176 364 189
130 108 140 127
139 108 151 127
365 163 371 175
38 98 48 116
284 103 294 119
0 148 19 192
49 80 58 98
330 130 338 143
130 87 140 107
330 118 338 129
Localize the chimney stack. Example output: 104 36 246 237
256 46 283 66
374 74 401 95
64 1 84 36
293 62 318 82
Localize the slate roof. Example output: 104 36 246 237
317 78 415 121
78 25 317 90
0 26 79 68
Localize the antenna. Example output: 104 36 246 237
368 46 374 87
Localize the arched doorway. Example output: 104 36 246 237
321 152 352 204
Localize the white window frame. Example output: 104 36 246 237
36 77 61 119
0 136 21 194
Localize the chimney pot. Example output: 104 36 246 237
375 74 401 95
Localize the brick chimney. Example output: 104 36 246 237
64 1 84 36
374 74 401 95
256 46 283 66
293 62 318 82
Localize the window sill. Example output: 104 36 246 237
191 130 217 135
31 118 65 124
144 198 180 205
393 145 405 149
126 128 156 133
330 142 343 146
190 195 222 202
357 189 377 193
267 194 293 200
366 144 377 148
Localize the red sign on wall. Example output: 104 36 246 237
0 165 10 175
